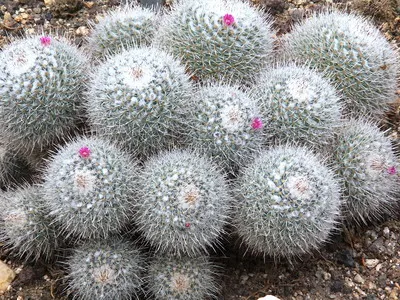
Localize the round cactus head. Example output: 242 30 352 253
86 46 193 157
0 35 88 153
42 136 139 240
67 238 145 300
251 64 342 146
234 146 341 259
183 83 264 173
135 150 232 257
282 11 399 120
147 255 219 300
155 0 274 83
330 118 399 223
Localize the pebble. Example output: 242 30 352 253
240 274 249 284
365 259 380 269
383 227 390 239
75 26 89 36
0 260 16 292
354 274 365 284
258 296 281 300
336 249 355 267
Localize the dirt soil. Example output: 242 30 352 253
0 0 400 299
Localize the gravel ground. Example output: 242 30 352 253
0 0 399 299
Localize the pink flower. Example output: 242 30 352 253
185 222 191 228
387 166 397 175
79 147 91 158
251 117 263 130
223 14 235 26
40 36 51 46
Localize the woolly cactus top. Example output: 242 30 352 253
155 0 274 83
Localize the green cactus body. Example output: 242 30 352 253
282 11 399 120
86 47 193 157
87 4 158 60
0 185 58 262
0 35 88 153
42 137 139 240
135 150 232 257
148 255 219 300
331 119 399 223
251 65 342 146
235 146 341 258
184 84 264 172
67 238 145 300
155 0 274 83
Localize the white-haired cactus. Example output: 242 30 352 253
282 11 399 120
234 146 341 259
0 185 58 262
135 150 232 257
330 118 399 223
0 140 30 188
251 65 342 146
67 238 145 300
42 136 139 240
87 4 158 60
147 255 219 300
0 35 88 153
86 47 193 157
183 84 264 173
155 0 274 83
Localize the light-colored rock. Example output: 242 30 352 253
354 274 365 284
76 26 89 36
44 0 55 6
365 259 380 269
0 260 16 292
258 296 281 300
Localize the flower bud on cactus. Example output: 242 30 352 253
0 35 88 153
282 11 399 120
234 146 341 258
86 47 193 157
183 84 264 173
42 136 139 240
135 150 232 257
0 185 58 262
147 255 219 300
67 238 145 300
155 0 274 83
87 4 158 60
330 118 399 223
251 65 342 146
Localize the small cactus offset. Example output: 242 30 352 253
0 185 58 262
0 35 88 153
183 83 264 173
87 4 158 60
282 11 399 120
147 255 219 300
234 146 341 259
86 46 193 157
251 65 342 146
67 238 145 300
330 118 399 223
135 150 232 257
155 0 274 83
42 136 139 240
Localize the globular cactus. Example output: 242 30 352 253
330 118 399 223
251 65 342 146
87 4 158 60
183 84 264 173
0 185 58 262
0 35 88 154
67 238 145 300
135 150 232 257
147 255 219 300
42 136 139 240
86 47 193 157
155 0 274 83
234 146 341 259
282 11 399 120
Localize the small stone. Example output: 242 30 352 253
83 1 94 8
365 259 380 269
369 237 385 255
365 295 378 300
44 0 55 6
33 7 41 13
367 282 377 290
336 249 355 267
240 274 249 284
257 296 281 300
330 280 344 293
383 227 390 238
0 260 16 292
354 274 365 284
375 263 383 272
329 294 336 299
389 288 399 300
75 26 89 36
2 12 16 27
21 13 29 19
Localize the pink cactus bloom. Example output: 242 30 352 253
223 14 235 26
79 147 91 158
185 222 191 228
387 166 397 175
251 117 263 130
40 36 51 46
